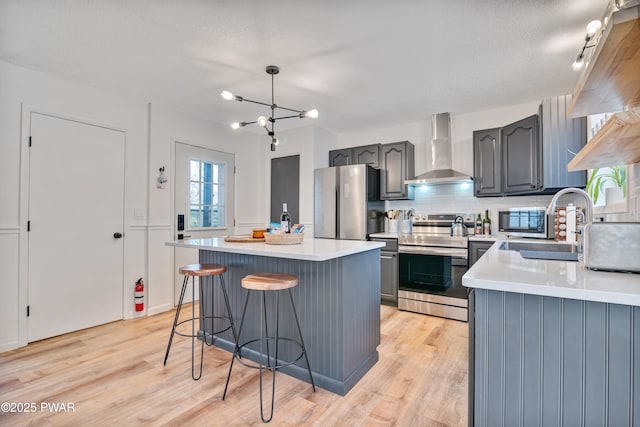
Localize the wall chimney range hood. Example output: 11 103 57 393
405 113 473 185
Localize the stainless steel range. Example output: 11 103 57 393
398 213 476 322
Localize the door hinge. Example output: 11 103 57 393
27 221 31 232
27 306 30 317
29 136 32 147
233 218 236 226
234 165 236 174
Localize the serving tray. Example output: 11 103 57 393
224 235 265 243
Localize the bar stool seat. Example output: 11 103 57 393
223 272 315 423
164 263 237 380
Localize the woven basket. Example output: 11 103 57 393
264 232 304 245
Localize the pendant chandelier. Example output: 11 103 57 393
221 65 319 151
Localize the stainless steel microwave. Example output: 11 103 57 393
498 207 553 239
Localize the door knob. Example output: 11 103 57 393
113 232 123 239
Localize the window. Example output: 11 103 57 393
189 159 226 229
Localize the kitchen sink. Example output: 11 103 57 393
499 241 576 253
499 241 579 261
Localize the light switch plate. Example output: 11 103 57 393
134 208 146 220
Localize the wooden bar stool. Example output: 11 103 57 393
222 272 315 423
163 263 237 380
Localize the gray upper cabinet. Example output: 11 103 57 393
473 128 501 196
328 148 353 166
329 144 380 168
540 95 587 191
502 114 540 194
353 144 380 167
380 141 415 200
473 95 586 197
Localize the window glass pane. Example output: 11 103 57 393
189 182 200 204
189 206 201 228
190 160 200 181
188 158 227 229
213 164 220 184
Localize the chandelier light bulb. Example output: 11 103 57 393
572 57 584 71
306 109 319 119
586 20 602 37
272 137 279 146
230 122 241 129
221 90 234 101
257 116 268 127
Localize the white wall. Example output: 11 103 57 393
0 60 264 351
146 104 263 314
0 60 149 351
334 101 547 226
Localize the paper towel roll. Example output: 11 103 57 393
565 204 576 245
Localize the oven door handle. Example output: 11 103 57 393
398 245 468 259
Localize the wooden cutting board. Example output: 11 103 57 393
224 235 265 243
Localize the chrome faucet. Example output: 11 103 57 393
546 187 594 225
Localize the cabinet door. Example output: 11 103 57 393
353 144 380 168
540 95 587 191
502 114 540 194
329 148 352 167
469 241 494 266
380 141 415 200
380 251 398 302
473 128 501 196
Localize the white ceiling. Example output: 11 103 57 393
0 0 607 134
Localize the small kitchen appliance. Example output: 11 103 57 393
498 207 553 239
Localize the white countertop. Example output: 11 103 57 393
468 235 500 242
166 237 385 262
463 240 640 306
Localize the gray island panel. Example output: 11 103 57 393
197 247 381 396
473 288 640 427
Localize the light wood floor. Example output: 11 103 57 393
0 304 468 426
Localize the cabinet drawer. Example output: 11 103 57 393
370 238 398 252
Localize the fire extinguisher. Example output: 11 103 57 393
135 278 144 312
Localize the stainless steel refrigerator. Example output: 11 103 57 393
314 164 384 240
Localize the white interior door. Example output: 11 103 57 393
28 113 125 342
174 142 235 305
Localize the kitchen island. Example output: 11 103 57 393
463 240 640 427
166 237 384 395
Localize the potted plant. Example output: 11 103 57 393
586 165 627 205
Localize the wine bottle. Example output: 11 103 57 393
483 209 491 235
475 214 482 235
280 203 291 233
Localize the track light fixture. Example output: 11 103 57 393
572 20 602 70
222 65 319 151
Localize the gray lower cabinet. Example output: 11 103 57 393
472 289 640 427
329 144 380 168
370 238 398 303
380 141 415 200
468 240 494 266
473 128 501 196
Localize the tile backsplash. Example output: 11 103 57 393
386 183 554 236
386 167 640 236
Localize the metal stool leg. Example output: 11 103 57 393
191 276 205 381
259 290 278 423
219 275 238 344
163 275 189 365
288 289 316 392
223 289 251 400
